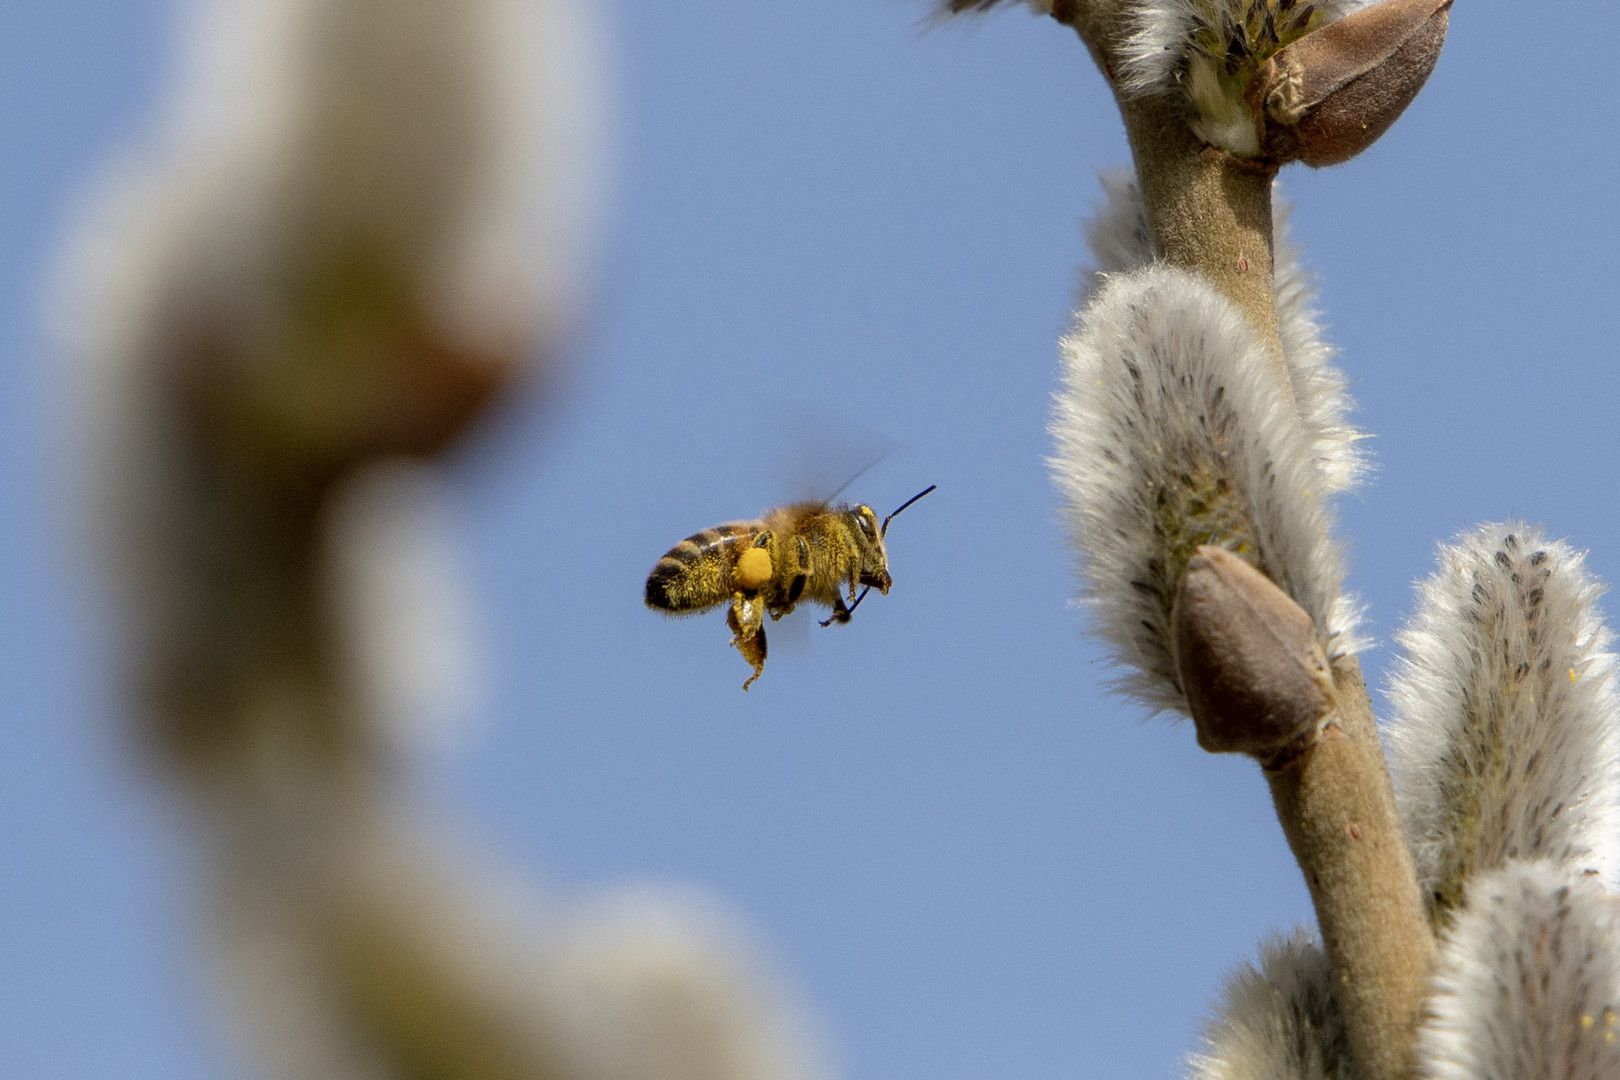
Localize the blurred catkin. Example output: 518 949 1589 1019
58 2 824 1079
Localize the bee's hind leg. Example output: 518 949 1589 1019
766 536 810 622
728 593 768 690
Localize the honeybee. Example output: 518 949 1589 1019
645 486 936 690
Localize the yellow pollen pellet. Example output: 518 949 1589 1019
1582 1014 1594 1029
735 547 772 592
1607 1031 1616 1044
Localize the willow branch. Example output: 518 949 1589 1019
1052 7 1435 1078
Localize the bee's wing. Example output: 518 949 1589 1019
773 410 898 504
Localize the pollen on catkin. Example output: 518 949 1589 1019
1387 525 1620 923
1049 264 1356 716
1185 930 1350 1080
1080 170 1368 494
1118 0 1368 155
1418 860 1620 1080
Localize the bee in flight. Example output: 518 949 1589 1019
645 485 936 690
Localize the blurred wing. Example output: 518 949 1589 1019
772 407 898 504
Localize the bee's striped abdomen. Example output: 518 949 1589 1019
645 521 758 612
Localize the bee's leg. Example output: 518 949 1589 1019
788 536 810 606
773 536 811 620
819 595 852 628
738 624 767 690
727 593 768 690
820 583 876 627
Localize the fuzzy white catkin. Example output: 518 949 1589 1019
47 4 830 1078
211 805 824 1080
1270 199 1368 495
1185 931 1350 1080
1387 524 1620 917
56 0 605 716
323 462 481 756
60 0 603 369
201 0 598 350
1081 170 1368 494
53 0 605 453
1419 860 1620 1080
1050 264 1357 715
1079 169 1156 282
1116 0 1369 99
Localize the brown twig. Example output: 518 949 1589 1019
1052 6 1435 1077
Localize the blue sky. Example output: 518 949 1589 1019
5 2 1620 1078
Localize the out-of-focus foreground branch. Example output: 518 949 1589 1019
57 2 822 1077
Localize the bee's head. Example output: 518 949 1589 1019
833 487 933 621
849 504 892 593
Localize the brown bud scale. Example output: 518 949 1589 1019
1170 546 1336 756
1251 0 1452 167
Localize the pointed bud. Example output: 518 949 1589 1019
1172 546 1336 756
1254 0 1451 166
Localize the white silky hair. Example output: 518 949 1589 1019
1419 860 1620 1080
1080 169 1157 281
1081 170 1368 494
1117 0 1248 97
323 462 482 756
53 0 605 762
210 800 826 1080
1116 0 1370 99
1185 930 1350 1080
1050 263 1357 715
1270 199 1368 494
1387 524 1620 917
58 0 604 374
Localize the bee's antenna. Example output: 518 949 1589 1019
880 484 936 537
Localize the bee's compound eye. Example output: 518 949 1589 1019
735 546 773 592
